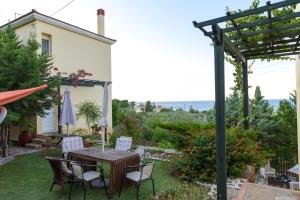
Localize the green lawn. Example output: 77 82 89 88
0 149 209 200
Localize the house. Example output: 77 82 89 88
0 9 116 140
135 103 145 113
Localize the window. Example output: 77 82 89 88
41 33 52 56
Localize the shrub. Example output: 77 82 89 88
154 183 212 200
110 110 143 145
151 122 215 149
171 128 266 182
151 127 185 149
76 101 101 134
158 140 175 149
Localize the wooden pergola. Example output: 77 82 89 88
193 0 300 199
60 77 111 87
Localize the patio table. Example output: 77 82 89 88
68 148 140 198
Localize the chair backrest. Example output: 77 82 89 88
141 162 155 180
62 136 84 157
135 147 145 161
115 137 132 151
70 162 84 180
120 136 133 140
45 156 64 183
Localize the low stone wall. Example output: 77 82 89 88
136 145 181 161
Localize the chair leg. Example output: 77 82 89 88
49 182 55 192
119 176 124 197
88 182 93 190
68 181 73 200
102 175 108 196
151 178 155 197
82 181 86 200
61 182 64 194
136 182 140 200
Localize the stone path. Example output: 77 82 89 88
5 146 39 156
0 146 39 166
236 183 300 200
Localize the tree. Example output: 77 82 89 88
272 92 297 166
145 100 155 112
225 89 243 128
160 107 173 112
0 27 56 157
249 86 277 149
189 106 199 114
76 101 101 134
112 99 125 127
129 101 136 109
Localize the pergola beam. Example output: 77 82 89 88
247 51 300 59
234 29 300 47
206 11 300 36
294 35 300 52
193 0 300 28
241 43 297 54
226 12 250 54
237 37 300 50
223 35 246 63
228 22 300 40
245 48 300 57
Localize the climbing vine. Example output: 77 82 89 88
225 0 298 91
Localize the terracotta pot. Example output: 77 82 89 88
18 131 33 146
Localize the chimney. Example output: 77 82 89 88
97 9 105 36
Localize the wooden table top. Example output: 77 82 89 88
70 148 138 162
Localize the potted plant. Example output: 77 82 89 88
91 124 102 135
76 101 101 135
18 120 36 146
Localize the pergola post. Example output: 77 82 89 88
212 24 227 200
242 60 249 129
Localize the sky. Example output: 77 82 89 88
0 0 296 101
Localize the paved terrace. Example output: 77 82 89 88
235 183 300 200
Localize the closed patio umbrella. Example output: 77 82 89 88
100 82 109 151
59 89 76 135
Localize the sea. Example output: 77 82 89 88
154 99 282 112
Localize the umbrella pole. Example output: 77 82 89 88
67 123 69 136
102 129 105 152
104 126 107 143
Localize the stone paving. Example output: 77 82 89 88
0 146 39 166
239 183 300 200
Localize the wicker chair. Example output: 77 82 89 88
119 161 155 200
69 161 107 200
45 156 73 193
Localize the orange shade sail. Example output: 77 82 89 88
0 84 48 106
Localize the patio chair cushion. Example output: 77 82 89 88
62 136 84 157
61 161 72 176
126 171 150 182
83 171 101 182
115 137 132 151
